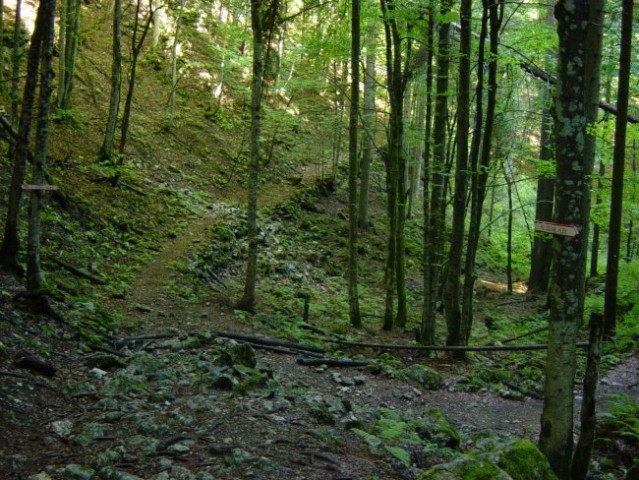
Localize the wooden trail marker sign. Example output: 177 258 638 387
534 220 579 237
22 184 58 191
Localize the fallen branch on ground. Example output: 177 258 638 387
51 258 108 285
297 357 370 367
498 326 549 344
330 339 590 352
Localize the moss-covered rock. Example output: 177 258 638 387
417 457 513 480
473 437 558 480
398 364 443 390
416 408 461 449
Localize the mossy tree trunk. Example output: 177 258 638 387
539 0 604 477
57 0 79 109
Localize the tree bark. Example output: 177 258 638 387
358 21 376 231
27 0 57 292
443 0 471 355
602 0 632 338
0 3 44 275
421 0 451 344
348 0 361 328
539 1 604 477
237 0 264 312
99 0 122 163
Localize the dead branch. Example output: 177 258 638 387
51 258 108 285
297 357 370 367
330 339 590 352
13 354 57 377
213 331 326 354
498 325 549 344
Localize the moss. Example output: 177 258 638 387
474 437 558 480
417 457 512 480
417 408 461 449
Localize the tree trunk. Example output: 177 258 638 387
27 0 56 292
348 0 361 328
528 98 555 293
589 160 605 278
539 0 604 477
99 0 122 163
57 0 79 109
504 161 514 292
237 0 264 312
0 4 44 275
168 0 187 128
116 0 154 182
421 0 451 344
358 21 376 231
443 0 471 355
461 0 503 344
603 0 632 337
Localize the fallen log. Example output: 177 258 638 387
499 326 549 344
213 331 326 354
297 357 370 367
330 339 590 352
14 354 57 377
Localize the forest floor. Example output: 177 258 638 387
2 188 639 480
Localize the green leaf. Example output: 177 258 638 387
384 446 411 467
351 428 382 449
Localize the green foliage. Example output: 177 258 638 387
598 394 639 441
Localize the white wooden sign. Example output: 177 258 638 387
534 220 579 237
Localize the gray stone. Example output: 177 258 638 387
51 419 73 438
64 464 95 480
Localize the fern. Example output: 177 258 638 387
384 446 411 467
351 428 382 449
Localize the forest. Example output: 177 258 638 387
0 0 638 478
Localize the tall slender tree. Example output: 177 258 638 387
348 0 361 328
421 0 451 344
99 0 122 163
443 0 471 354
237 0 264 312
0 2 46 274
27 0 57 293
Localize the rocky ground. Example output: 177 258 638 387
2 196 638 480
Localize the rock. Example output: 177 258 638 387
418 457 513 480
27 474 53 480
416 409 461 449
217 342 257 369
90 367 108 378
51 419 73 438
85 353 127 370
398 364 443 390
167 441 193 455
473 437 558 480
125 435 159 457
74 423 111 448
98 467 145 480
92 450 121 469
64 464 95 480
8 455 28 473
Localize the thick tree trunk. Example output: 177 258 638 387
348 0 361 328
539 1 604 477
237 0 264 312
